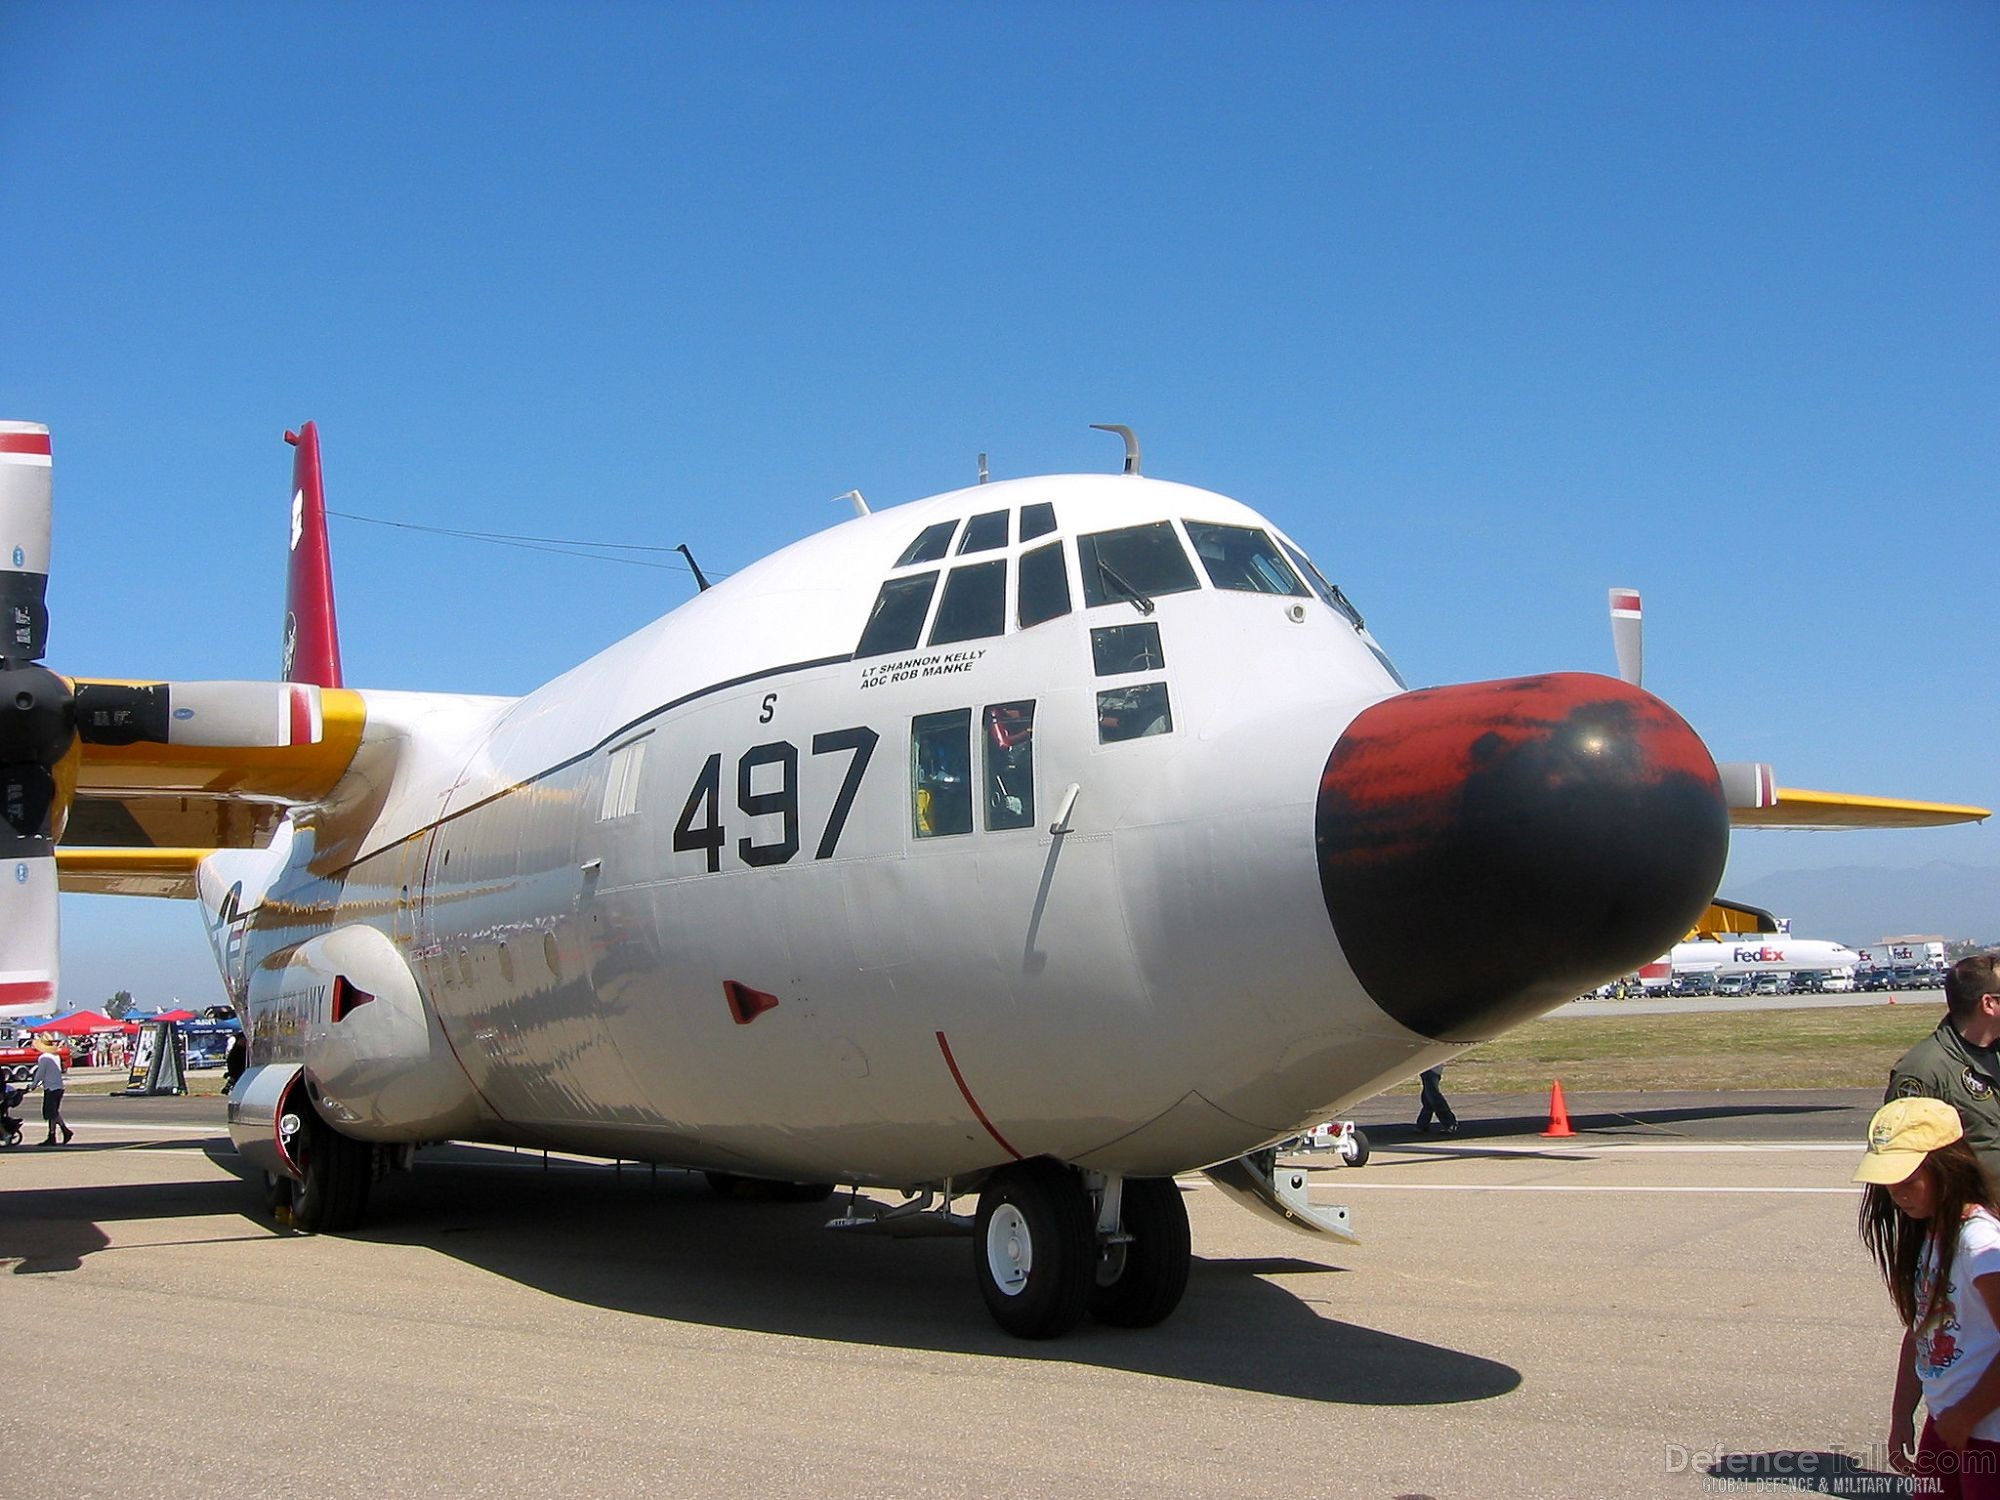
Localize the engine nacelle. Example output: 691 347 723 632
250 923 482 1141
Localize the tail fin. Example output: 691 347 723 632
281 422 343 688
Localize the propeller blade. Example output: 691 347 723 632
1 421 53 666
1609 588 1642 688
1717 761 1778 811
0 770 60 1016
73 681 329 748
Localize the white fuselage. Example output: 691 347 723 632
1663 937 1863 976
205 476 1465 1186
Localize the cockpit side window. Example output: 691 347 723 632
1279 539 1365 629
897 522 957 568
1020 502 1057 542
856 572 939 657
983 701 1036 830
912 709 973 837
1077 523 1200 609
1184 522 1309 596
957 510 1010 554
1016 541 1071 629
928 559 1007 646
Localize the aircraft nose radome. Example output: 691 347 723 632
1316 672 1727 1043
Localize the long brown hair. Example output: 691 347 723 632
1861 1138 2000 1328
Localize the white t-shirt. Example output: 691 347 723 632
1915 1205 2000 1441
31 1051 63 1092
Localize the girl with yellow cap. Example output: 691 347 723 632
1858 1096 2000 1491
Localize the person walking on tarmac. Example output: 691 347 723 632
33 1046 72 1146
1416 1065 1458 1135
1888 953 2000 1188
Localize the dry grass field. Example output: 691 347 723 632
1384 1001 1943 1093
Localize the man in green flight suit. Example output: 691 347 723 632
1887 953 2000 1187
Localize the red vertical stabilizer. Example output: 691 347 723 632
281 422 343 688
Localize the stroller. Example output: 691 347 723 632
0 1085 23 1149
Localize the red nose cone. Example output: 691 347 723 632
1316 673 1727 1042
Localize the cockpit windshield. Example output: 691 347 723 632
1184 522 1309 597
1078 523 1200 610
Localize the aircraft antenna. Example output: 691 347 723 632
978 453 989 484
675 544 712 592
837 489 870 517
1090 424 1141 475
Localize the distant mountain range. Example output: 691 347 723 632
1728 861 2000 948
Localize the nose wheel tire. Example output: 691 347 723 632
1088 1176 1191 1328
974 1160 1094 1339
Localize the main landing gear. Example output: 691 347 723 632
283 1105 375 1232
972 1160 1190 1339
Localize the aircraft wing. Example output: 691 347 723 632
1716 759 1988 831
1729 786 1990 831
54 847 210 898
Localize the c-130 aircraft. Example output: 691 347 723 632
1 419 1985 1337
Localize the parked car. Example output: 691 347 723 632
1716 974 1752 997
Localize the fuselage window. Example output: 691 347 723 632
897 522 957 568
1020 502 1057 542
957 510 1010 554
912 708 973 838
1184 522 1309 596
857 572 939 657
599 735 650 820
1090 622 1164 676
1097 683 1173 744
1078 523 1200 609
928 559 1007 646
1279 539 1366 629
983 701 1036 831
1016 540 1071 629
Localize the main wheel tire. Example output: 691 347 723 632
974 1159 1094 1339
1341 1127 1372 1168
1088 1177 1191 1328
289 1109 373 1233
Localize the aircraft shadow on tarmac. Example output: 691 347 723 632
1365 1101 1859 1146
15 1138 1520 1405
1 1166 248 1274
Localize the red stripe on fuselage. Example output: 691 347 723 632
934 1031 1024 1161
0 432 52 456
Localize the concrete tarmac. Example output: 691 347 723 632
5 1092 1901 1499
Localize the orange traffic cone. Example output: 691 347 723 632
1542 1080 1575 1138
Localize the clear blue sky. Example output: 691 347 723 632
3 2 1994 1007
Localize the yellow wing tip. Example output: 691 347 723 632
1732 787 1992 831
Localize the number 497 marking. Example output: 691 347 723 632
672 726 879 873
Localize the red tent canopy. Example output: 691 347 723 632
152 1009 197 1024
39 1010 119 1036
